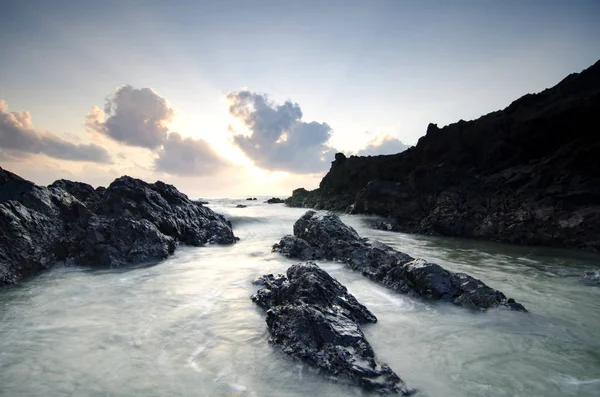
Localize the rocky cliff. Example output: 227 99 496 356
287 59 600 250
0 168 237 285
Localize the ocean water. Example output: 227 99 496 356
1 199 599 397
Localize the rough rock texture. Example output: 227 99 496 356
274 211 526 311
252 262 414 395
0 168 236 285
286 59 600 250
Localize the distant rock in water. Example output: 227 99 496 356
236 204 247 208
582 270 600 285
0 167 237 285
273 211 526 312
252 262 415 395
285 59 600 251
245 197 257 201
266 197 285 204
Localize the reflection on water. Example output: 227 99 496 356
1 200 599 396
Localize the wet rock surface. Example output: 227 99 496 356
285 60 600 250
252 262 414 395
274 211 526 312
0 168 237 285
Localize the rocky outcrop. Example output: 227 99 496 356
0 168 237 285
252 262 414 395
236 204 247 208
286 59 600 250
273 211 526 312
266 197 285 204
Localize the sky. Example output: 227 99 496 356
1 0 599 198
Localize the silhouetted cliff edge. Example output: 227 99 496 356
287 59 600 250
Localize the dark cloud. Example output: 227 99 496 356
227 91 334 173
86 85 174 149
154 132 227 176
356 134 410 156
0 100 111 163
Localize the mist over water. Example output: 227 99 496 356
1 200 599 397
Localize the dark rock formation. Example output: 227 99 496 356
246 197 257 201
236 204 247 208
286 59 600 250
285 188 321 208
266 197 285 204
274 211 526 312
0 168 237 285
252 262 414 395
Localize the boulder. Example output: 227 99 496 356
273 211 526 312
252 262 414 395
236 204 247 208
0 168 237 285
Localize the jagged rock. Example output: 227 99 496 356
285 59 600 251
0 168 237 285
272 235 321 260
252 262 414 395
96 176 236 246
266 197 285 204
49 179 99 205
274 211 526 312
236 204 247 208
73 217 176 267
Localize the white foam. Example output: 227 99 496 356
228 383 247 392
561 375 600 385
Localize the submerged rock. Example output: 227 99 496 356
0 168 237 285
274 211 526 312
582 270 600 285
236 204 247 208
252 262 414 395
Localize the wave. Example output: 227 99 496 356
226 215 271 226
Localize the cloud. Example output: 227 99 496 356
84 85 228 177
154 132 227 176
226 91 334 173
86 85 174 149
356 134 410 156
0 99 111 163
